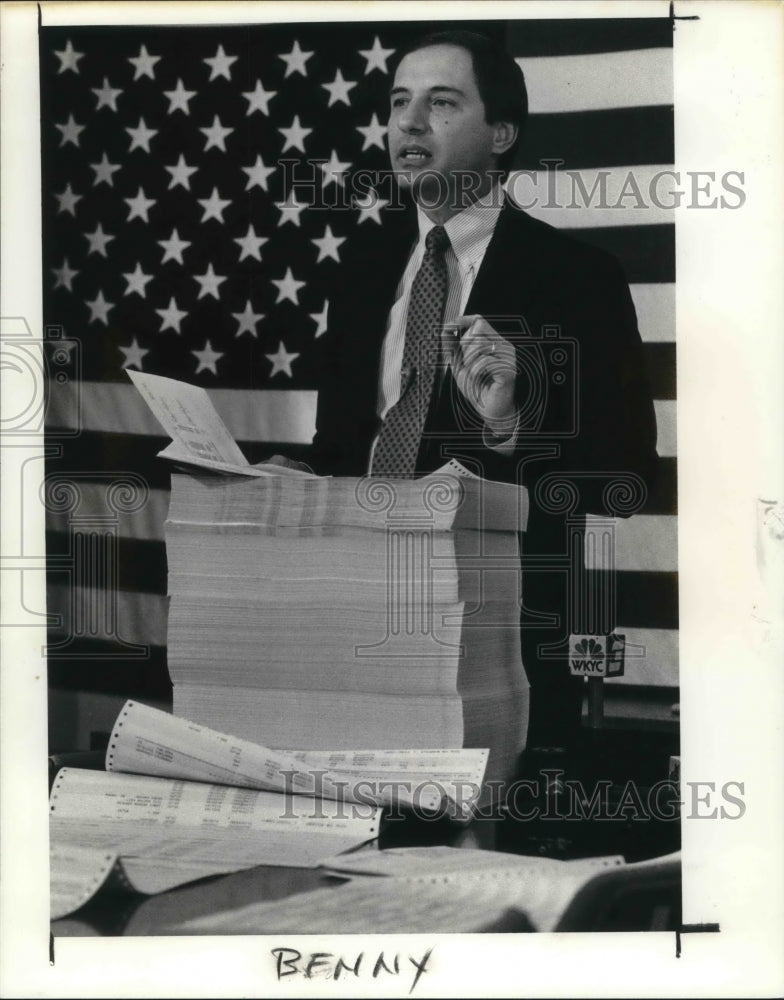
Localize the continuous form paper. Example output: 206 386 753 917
171 850 631 935
49 845 246 919
106 700 489 816
116 857 253 897
49 700 491 918
318 844 626 879
282 748 490 816
49 766 379 917
50 766 378 865
174 849 679 935
49 843 118 920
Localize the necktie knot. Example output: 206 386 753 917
425 225 450 255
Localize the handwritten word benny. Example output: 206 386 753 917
270 946 434 993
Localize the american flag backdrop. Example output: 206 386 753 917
41 18 676 726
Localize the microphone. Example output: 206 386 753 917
569 633 625 730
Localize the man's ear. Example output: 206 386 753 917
492 122 518 157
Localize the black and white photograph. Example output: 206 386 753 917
1 1 782 996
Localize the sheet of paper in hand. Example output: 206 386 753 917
127 370 315 477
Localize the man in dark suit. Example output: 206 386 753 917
272 30 658 750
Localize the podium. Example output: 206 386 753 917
164 468 530 790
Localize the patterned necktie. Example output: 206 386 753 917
371 225 451 477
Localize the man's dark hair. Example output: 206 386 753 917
393 30 528 174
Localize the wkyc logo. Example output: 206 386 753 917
568 634 625 677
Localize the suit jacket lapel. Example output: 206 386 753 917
465 202 542 324
370 201 543 337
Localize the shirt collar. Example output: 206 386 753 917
416 182 505 268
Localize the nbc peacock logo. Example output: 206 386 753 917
575 637 603 657
569 635 606 675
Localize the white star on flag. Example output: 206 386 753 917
54 39 84 75
242 154 275 192
278 115 312 153
200 115 234 152
124 187 156 222
158 228 191 265
56 114 85 148
128 44 161 81
271 268 306 305
359 36 395 74
193 263 226 300
90 153 121 187
164 79 197 114
232 300 265 337
279 40 313 78
119 337 149 370
321 68 357 107
52 258 79 291
86 290 113 325
319 149 351 188
123 263 154 297
84 223 114 257
203 44 237 81
234 223 268 262
156 296 188 333
243 80 277 115
165 154 198 190
356 112 387 151
55 184 82 216
126 117 158 153
197 187 232 223
355 192 388 224
275 193 308 228
192 340 223 375
265 341 299 378
309 300 329 337
91 77 122 111
311 225 346 263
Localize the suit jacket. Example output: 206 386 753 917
308 197 659 747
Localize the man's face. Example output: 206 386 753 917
388 44 500 204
